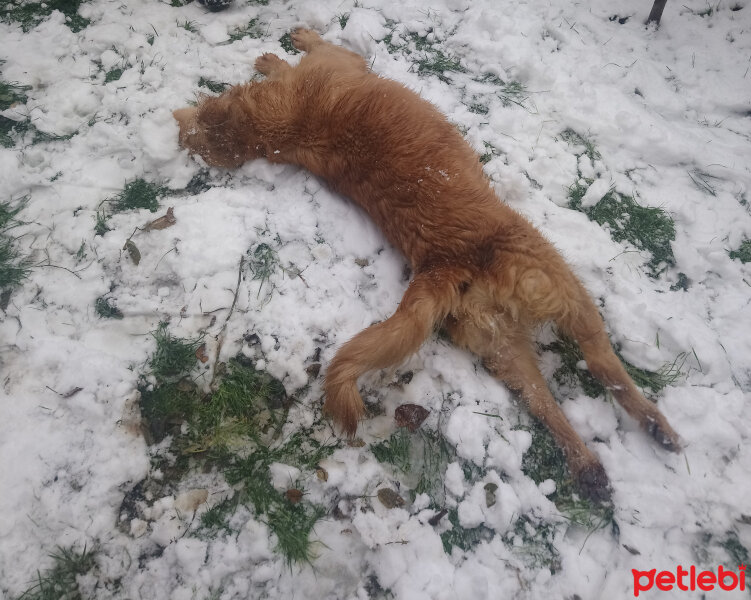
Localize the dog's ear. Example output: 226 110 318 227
196 92 247 134
191 89 258 168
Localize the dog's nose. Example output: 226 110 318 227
173 107 196 124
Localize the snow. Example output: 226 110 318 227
1 0 751 598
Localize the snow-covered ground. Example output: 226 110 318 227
1 0 750 598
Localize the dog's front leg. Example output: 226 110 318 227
254 53 291 80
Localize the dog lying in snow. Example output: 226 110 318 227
173 28 680 501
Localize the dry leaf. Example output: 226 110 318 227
145 207 176 230
347 438 365 448
484 482 498 507
124 240 141 265
316 467 328 482
285 489 303 504
394 404 430 432
195 343 209 363
377 488 404 509
174 489 209 513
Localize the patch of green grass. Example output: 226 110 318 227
381 30 465 83
1 115 75 148
184 358 290 454
178 20 198 33
138 321 337 565
562 128 676 277
475 73 529 108
519 421 613 529
406 33 464 82
568 180 676 277
0 199 31 294
17 544 97 600
372 427 459 505
371 428 412 473
543 332 686 398
508 516 562 573
94 296 123 319
479 141 500 165
0 79 30 110
729 239 751 263
1 0 90 32
247 241 280 297
542 335 605 398
560 128 601 162
0 74 67 148
182 170 213 195
415 48 464 82
440 508 494 554
93 208 110 236
221 432 335 564
721 530 749 567
1 115 31 148
279 32 299 54
337 13 350 29
198 495 240 535
112 179 164 213
198 77 228 94
149 322 204 382
229 18 264 42
466 101 489 115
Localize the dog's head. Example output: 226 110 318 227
173 88 264 168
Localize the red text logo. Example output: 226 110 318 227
632 565 746 596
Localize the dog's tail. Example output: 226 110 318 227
324 269 462 436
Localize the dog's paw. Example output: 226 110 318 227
255 52 286 76
647 417 682 453
290 27 322 52
575 461 612 504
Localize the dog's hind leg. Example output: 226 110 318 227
446 315 611 502
290 28 368 72
559 290 681 452
324 270 460 437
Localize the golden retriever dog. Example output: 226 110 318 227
173 28 680 501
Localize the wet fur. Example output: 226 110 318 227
173 28 681 501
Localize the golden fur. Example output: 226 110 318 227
173 28 680 501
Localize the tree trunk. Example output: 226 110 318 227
647 0 668 25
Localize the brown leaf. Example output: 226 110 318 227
316 467 328 482
305 363 321 379
195 343 209 363
394 404 430 432
347 438 365 448
145 207 176 231
123 240 141 265
484 482 498 507
377 488 404 509
285 489 303 504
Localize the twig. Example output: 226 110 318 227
210 255 245 387
153 246 177 271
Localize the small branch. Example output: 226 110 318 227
210 255 245 387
